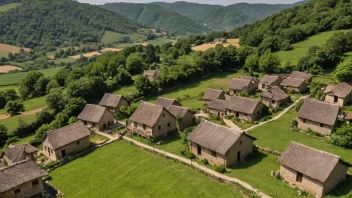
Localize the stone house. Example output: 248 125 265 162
279 142 351 198
324 82 352 107
1 143 37 166
297 99 340 135
155 97 182 109
290 71 313 81
280 77 308 93
99 93 129 112
259 75 283 91
0 160 48 198
261 86 289 108
187 120 256 167
226 96 264 122
143 70 161 81
214 38 226 44
129 102 177 138
228 78 256 95
78 104 115 130
42 122 91 161
239 76 259 87
207 99 228 117
202 88 225 104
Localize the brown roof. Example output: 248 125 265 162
239 76 258 82
0 160 48 193
261 86 289 101
297 99 339 126
208 99 228 112
129 102 175 127
260 75 282 85
99 93 128 108
143 70 160 77
228 78 253 91
227 96 263 114
346 112 352 120
280 77 306 88
2 144 38 164
155 97 181 109
279 142 351 183
167 105 192 118
202 88 225 101
324 83 352 98
78 104 111 123
290 71 313 80
43 122 90 150
187 120 256 155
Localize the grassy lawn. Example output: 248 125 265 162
49 141 250 198
90 133 108 145
0 67 63 86
147 37 175 46
0 96 47 114
0 84 18 92
0 114 37 132
101 31 147 44
0 3 21 12
275 30 351 66
52 58 76 64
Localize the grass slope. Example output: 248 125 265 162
0 96 46 114
0 3 20 12
0 114 37 132
50 141 248 198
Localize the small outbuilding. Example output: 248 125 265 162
155 97 182 109
99 93 129 112
297 99 339 135
42 122 91 161
202 88 225 104
228 78 256 95
290 71 313 81
143 70 161 81
259 75 283 91
187 120 256 167
279 142 351 197
261 86 289 108
280 77 308 93
1 143 38 166
324 82 352 107
0 160 48 198
207 99 228 117
226 96 264 122
78 104 115 130
129 102 177 138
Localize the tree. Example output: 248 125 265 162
19 71 44 99
54 68 70 86
335 60 352 82
134 76 158 96
62 97 87 117
245 53 259 72
258 50 280 73
331 123 352 148
0 124 8 146
46 79 60 93
126 53 146 74
46 88 66 113
6 100 25 115
34 76 50 96
4 89 19 101
0 91 6 109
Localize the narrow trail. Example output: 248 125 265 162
0 106 47 121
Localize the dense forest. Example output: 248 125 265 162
100 3 210 35
0 0 141 49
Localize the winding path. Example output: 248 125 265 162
0 107 47 121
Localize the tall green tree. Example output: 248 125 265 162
258 50 280 74
335 60 352 82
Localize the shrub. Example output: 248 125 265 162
6 136 19 145
5 100 25 115
182 150 196 159
295 101 304 112
201 158 209 165
331 123 352 148
290 119 298 129
215 165 227 173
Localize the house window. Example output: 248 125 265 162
272 100 276 104
303 119 306 123
84 121 87 125
163 113 165 118
93 123 96 127
211 150 217 157
158 125 161 130
296 172 303 182
167 123 170 127
133 122 137 127
320 123 324 128
14 188 21 194
44 146 47 150
239 141 242 145
32 179 39 186
334 96 338 103
143 124 146 130
76 141 80 145
262 84 265 89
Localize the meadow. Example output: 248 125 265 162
0 96 46 114
101 31 147 44
0 3 21 12
0 114 37 132
49 141 250 198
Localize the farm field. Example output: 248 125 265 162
0 65 22 73
0 67 63 86
192 38 240 51
0 114 37 132
49 141 249 198
0 43 30 58
275 29 351 66
147 37 175 46
0 3 21 12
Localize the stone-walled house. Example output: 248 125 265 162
202 88 225 104
129 102 177 138
297 99 339 135
226 96 264 122
187 120 256 167
239 76 259 87
0 160 48 198
143 70 161 81
167 105 194 130
99 93 129 112
324 83 352 107
1 143 37 166
261 86 289 108
290 71 313 81
280 77 308 93
214 38 226 44
155 97 182 109
259 75 283 91
228 78 256 95
279 142 351 197
207 99 228 117
42 122 91 161
78 104 115 130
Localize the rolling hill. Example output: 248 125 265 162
0 0 141 48
100 3 210 35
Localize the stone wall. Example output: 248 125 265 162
297 118 334 135
0 178 45 198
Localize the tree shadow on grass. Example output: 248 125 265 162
229 152 269 170
326 179 352 197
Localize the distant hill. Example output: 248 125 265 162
152 1 307 31
100 3 211 35
0 0 141 48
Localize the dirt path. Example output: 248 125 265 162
0 107 47 120
223 118 242 130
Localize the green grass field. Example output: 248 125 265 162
50 141 250 198
0 114 37 132
0 3 21 12
0 67 63 86
147 37 175 46
101 31 147 44
0 96 46 114
275 30 351 66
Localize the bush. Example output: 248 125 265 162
201 159 209 165
6 136 19 145
215 165 227 173
290 119 298 129
5 100 25 115
295 101 304 112
0 124 8 146
181 150 196 159
331 123 352 148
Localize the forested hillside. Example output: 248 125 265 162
100 3 210 35
152 1 307 31
0 0 141 49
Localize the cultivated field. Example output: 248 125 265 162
0 43 30 57
0 65 22 73
192 38 240 51
0 3 21 12
69 48 123 59
50 141 247 198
